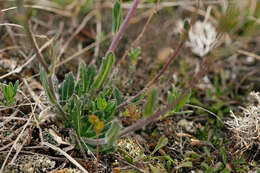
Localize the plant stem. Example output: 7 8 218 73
106 0 140 54
47 77 67 119
116 35 187 109
116 0 160 67
85 102 172 145
119 108 165 137
17 0 49 73
26 21 67 119
84 1 201 146
85 91 190 146
73 131 88 161
27 22 50 73
96 133 99 173
116 1 199 110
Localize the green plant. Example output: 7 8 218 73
27 0 197 154
128 47 141 70
1 80 19 107
40 51 165 153
163 85 191 118
40 52 122 152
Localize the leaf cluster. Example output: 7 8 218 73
1 81 19 107
40 53 121 153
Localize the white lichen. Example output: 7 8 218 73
116 138 144 160
4 154 55 173
50 168 83 173
175 19 218 57
226 91 260 151
187 20 217 57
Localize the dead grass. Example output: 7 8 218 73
0 0 260 172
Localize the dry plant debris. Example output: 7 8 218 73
0 0 260 172
50 168 82 173
116 138 144 160
226 92 260 152
4 154 55 173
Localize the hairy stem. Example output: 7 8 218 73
85 91 190 146
85 1 201 146
116 0 160 67
116 34 187 109
107 0 140 54
116 1 199 110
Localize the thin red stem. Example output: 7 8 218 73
106 0 140 54
116 3 198 110
116 35 187 110
96 133 99 173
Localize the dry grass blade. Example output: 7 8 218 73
0 110 18 127
181 6 218 25
23 78 44 111
0 142 14 152
0 37 54 80
10 128 31 164
103 1 220 9
56 10 96 62
55 33 112 68
237 49 260 61
43 142 89 173
0 23 23 28
25 5 72 17
0 111 34 172
0 46 22 53
185 104 223 123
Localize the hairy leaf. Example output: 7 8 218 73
144 88 157 118
176 161 193 169
77 62 87 94
167 85 179 104
59 72 75 106
113 87 122 105
13 80 19 96
77 63 97 96
73 102 82 136
93 52 115 90
101 87 113 99
104 101 116 121
151 136 168 155
1 80 19 106
97 97 107 110
112 0 123 35
105 121 121 146
86 64 97 92
40 68 56 104
174 91 191 112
